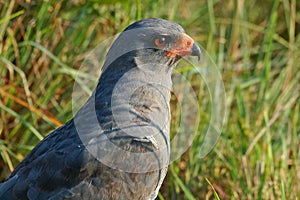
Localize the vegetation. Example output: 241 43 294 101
0 0 299 199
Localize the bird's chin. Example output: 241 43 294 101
173 55 182 64
166 55 182 67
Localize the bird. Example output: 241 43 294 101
0 18 201 200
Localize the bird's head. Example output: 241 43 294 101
103 18 201 72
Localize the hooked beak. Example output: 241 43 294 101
166 33 201 62
191 43 201 61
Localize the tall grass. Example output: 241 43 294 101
0 0 299 199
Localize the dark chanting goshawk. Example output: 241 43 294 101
0 18 201 200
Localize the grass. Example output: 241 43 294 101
0 0 299 199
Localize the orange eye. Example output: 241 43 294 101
155 37 166 47
154 36 169 48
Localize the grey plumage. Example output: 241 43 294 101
0 18 200 199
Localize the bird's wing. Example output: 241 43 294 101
0 120 86 199
0 119 164 199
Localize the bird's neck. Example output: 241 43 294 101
93 56 173 136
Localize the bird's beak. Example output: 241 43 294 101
166 33 201 62
191 43 201 61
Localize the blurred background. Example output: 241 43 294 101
0 0 299 199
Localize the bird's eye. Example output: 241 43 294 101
155 35 170 48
